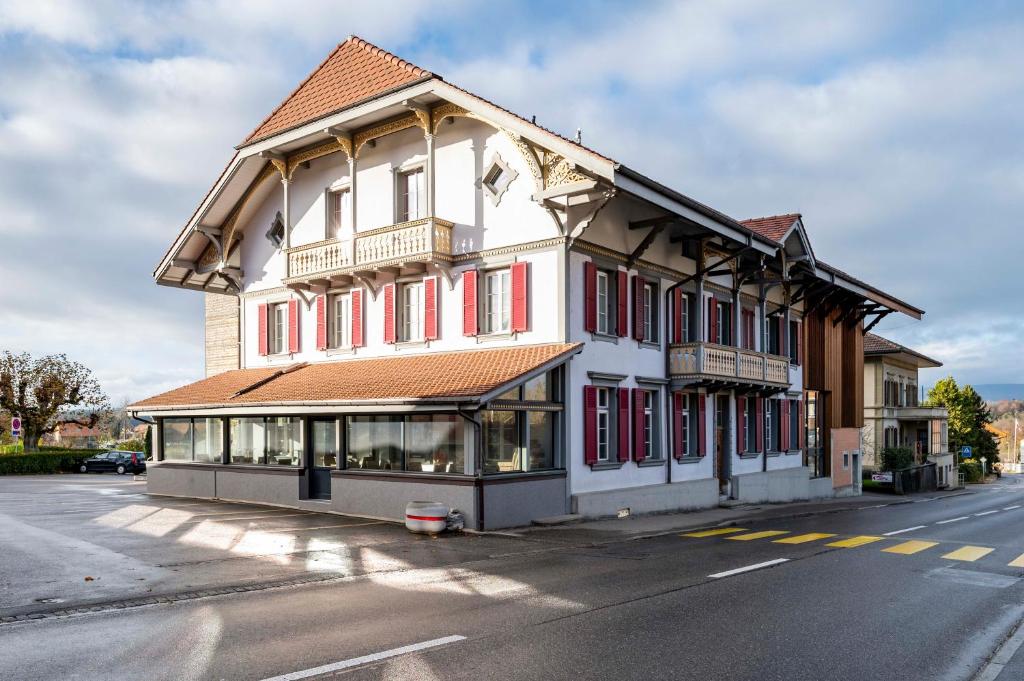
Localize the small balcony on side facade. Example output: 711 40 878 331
284 217 454 285
669 342 791 392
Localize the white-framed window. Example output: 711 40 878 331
596 271 609 334
597 388 610 462
485 268 511 334
643 390 654 459
643 282 655 342
765 400 774 452
397 167 426 222
402 281 425 341
332 294 351 349
330 188 351 236
680 394 690 455
744 400 753 452
270 302 287 355
678 292 689 342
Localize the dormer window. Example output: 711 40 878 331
266 212 285 248
481 152 517 205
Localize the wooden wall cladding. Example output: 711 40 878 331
802 306 864 430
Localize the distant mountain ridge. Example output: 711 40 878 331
974 384 1024 402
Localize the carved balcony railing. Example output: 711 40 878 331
669 342 791 388
285 217 454 281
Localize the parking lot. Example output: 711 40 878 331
0 474 519 619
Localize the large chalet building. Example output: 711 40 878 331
130 37 924 529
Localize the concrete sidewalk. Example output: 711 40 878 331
510 489 973 546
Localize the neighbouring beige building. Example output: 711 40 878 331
863 333 954 487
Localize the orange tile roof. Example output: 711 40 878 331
739 214 801 242
129 343 581 410
243 36 433 145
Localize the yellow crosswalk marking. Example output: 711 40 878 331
1009 553 1024 568
773 533 836 544
827 535 883 548
883 540 939 555
728 530 790 541
682 527 748 538
942 546 994 562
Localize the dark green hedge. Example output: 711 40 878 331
0 449 105 475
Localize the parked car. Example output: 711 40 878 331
78 451 147 475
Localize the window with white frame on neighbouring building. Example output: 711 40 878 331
766 399 781 451
596 271 609 334
269 302 287 354
677 292 690 342
680 394 691 455
596 387 610 461
643 389 656 459
642 281 658 342
332 293 351 349
485 268 511 334
397 167 426 222
401 281 425 341
744 398 757 452
330 188 351 236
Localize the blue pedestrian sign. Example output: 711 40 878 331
960 445 972 458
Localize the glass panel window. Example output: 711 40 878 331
643 390 654 459
270 303 287 355
643 283 654 342
678 293 689 342
312 420 339 469
482 410 519 472
528 411 555 470
789 400 800 451
402 282 425 341
333 294 351 349
596 271 609 334
229 417 265 465
596 388 610 461
485 269 511 334
193 418 223 463
523 372 551 402
266 417 301 466
331 188 351 236
397 168 426 222
406 414 465 473
347 416 403 470
681 394 690 456
162 418 192 461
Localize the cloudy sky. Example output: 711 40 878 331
0 0 1021 402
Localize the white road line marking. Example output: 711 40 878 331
708 558 790 579
974 617 1024 681
975 510 1000 516
257 635 467 681
883 525 927 536
1005 505 1021 511
936 516 969 524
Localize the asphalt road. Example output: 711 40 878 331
3 475 1024 680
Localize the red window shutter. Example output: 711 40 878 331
463 270 478 336
617 387 630 462
351 289 363 347
616 270 628 337
511 261 528 332
737 396 746 454
708 298 718 344
257 303 268 356
672 288 683 343
672 392 684 458
798 398 805 449
316 295 328 351
383 283 396 344
424 277 438 340
697 394 707 456
584 261 597 333
756 397 764 453
584 386 597 465
287 299 299 354
633 388 646 462
777 316 786 356
632 275 645 341
781 400 790 451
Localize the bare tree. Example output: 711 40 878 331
0 351 109 451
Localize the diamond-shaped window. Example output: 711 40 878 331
481 153 518 206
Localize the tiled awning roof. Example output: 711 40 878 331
129 343 581 412
739 214 801 242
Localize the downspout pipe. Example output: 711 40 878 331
457 406 484 531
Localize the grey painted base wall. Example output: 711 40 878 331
571 478 719 518
731 467 842 504
147 465 569 530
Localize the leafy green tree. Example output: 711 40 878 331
0 352 109 452
926 377 999 464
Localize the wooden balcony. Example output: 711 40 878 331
669 342 791 390
284 217 454 283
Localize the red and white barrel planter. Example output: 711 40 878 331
405 501 449 534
